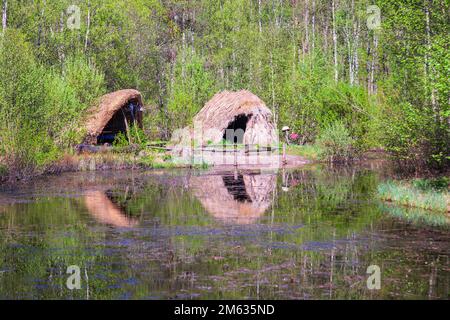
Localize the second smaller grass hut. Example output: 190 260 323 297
83 89 144 145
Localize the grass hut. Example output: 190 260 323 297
179 90 278 147
83 89 144 144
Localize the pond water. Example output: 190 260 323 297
0 164 448 300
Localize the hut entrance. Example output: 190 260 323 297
222 114 251 144
97 99 142 144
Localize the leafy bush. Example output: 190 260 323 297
0 30 105 179
113 126 149 148
63 55 106 106
129 125 149 146
113 132 129 148
317 121 355 162
166 53 216 135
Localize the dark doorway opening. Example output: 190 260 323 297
222 114 251 144
97 99 141 144
97 111 127 144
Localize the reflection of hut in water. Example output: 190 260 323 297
84 191 139 228
83 89 144 145
190 173 276 224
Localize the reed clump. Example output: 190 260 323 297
378 179 448 213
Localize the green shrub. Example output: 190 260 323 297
137 155 155 167
62 55 106 106
381 101 450 170
113 126 149 148
113 132 129 148
0 31 106 179
129 125 149 147
317 121 355 162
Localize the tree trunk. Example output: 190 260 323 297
353 12 360 85
181 12 186 81
258 0 262 33
58 11 65 66
85 0 91 53
348 38 353 85
347 0 356 86
332 0 338 83
2 0 7 31
270 51 276 124
424 0 438 116
312 0 316 52
369 32 378 94
303 0 309 58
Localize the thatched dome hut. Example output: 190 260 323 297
175 90 278 147
83 89 144 144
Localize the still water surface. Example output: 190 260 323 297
0 164 448 299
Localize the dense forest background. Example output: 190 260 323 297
0 0 448 178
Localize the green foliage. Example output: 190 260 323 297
376 0 450 170
381 99 449 170
0 30 55 177
317 121 355 162
62 55 106 106
136 154 155 167
130 125 150 146
1 0 448 178
0 29 105 179
378 180 448 213
113 132 129 148
0 164 7 179
412 177 449 193
166 53 217 132
287 144 323 161
113 125 149 148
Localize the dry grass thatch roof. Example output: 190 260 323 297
177 90 278 146
83 89 143 144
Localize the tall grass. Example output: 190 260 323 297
378 180 448 213
286 144 322 161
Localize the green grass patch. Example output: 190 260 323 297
286 144 323 161
378 180 448 213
